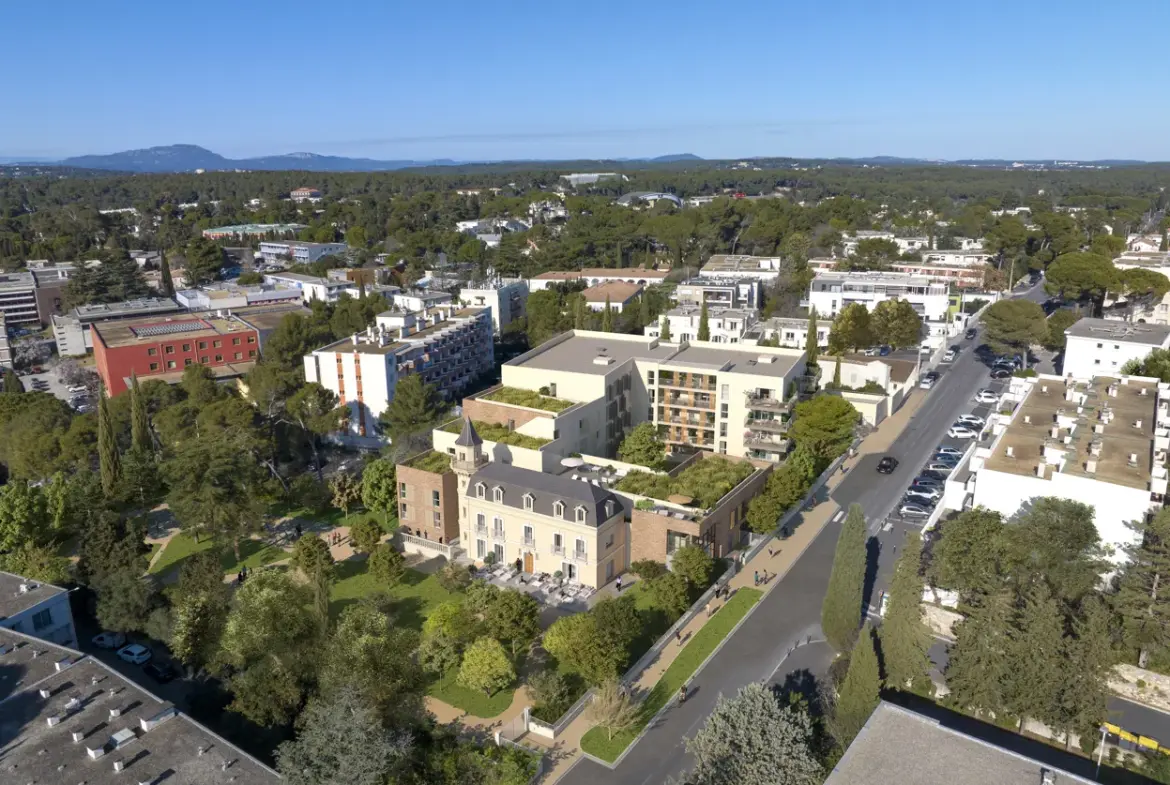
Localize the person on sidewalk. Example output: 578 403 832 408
706 601 712 617
753 570 759 586
676 629 683 647
616 576 623 593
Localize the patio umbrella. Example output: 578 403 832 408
561 457 585 468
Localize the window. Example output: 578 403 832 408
248 335 257 344
249 350 257 358
721 384 729 399
166 360 176 369
553 501 565 517
575 538 586 556
432 490 440 507
494 543 504 563
493 486 504 503
720 403 728 418
400 482 407 499
31 608 52 631
147 347 157 356
575 506 587 523
476 483 486 499
234 352 243 360
719 441 727 453
400 502 408 516
1094 359 1101 365
1097 343 1103 348
719 422 727 437
605 501 614 518
493 516 504 535
233 337 241 346
198 341 208 350
553 533 563 550
523 524 534 543
605 533 614 549
433 511 441 524
200 356 209 364
213 340 222 348
182 343 191 352
523 493 534 511
149 362 159 371
184 359 192 367
476 512 486 528
214 354 223 362
164 345 175 354
476 539 486 558
647 371 655 384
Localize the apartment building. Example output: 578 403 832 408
451 419 629 587
290 187 322 203
0 271 41 326
919 249 992 267
175 282 304 311
699 254 786 281
839 230 895 256
52 297 183 356
202 223 306 240
1062 319 1170 380
0 570 77 647
0 313 11 368
394 289 453 313
396 450 460 545
1110 252 1170 323
459 279 528 333
644 304 758 344
743 315 829 349
807 270 950 325
673 277 762 309
93 313 261 395
258 240 347 265
262 271 350 303
528 267 670 292
582 281 643 312
303 306 493 444
970 375 1170 561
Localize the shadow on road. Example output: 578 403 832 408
862 536 881 611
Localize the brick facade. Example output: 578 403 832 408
460 395 552 430
395 464 459 544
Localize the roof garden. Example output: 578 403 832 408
404 450 452 474
616 456 755 510
482 386 574 412
441 419 551 449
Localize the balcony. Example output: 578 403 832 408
745 392 793 413
569 550 589 564
666 393 714 410
492 528 507 542
744 434 790 452
474 523 488 536
550 544 565 556
523 536 536 548
745 416 789 434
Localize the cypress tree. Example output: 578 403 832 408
821 503 867 652
804 307 819 367
659 315 672 342
878 531 932 692
159 250 176 298
129 373 152 453
946 590 1014 718
1005 583 1067 733
1161 230 1168 253
697 300 710 341
832 355 842 388
574 296 588 330
601 297 614 332
833 624 880 747
638 293 650 327
97 386 122 498
1116 510 1170 668
3 368 23 393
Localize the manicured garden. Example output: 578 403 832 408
428 668 517 718
405 450 452 473
441 418 550 449
616 456 755 508
328 558 461 628
149 532 285 576
483 386 573 413
579 587 763 763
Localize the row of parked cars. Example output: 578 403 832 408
92 631 177 683
894 444 969 518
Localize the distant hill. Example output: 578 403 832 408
55 144 460 173
649 153 703 163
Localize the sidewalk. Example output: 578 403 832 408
536 391 926 782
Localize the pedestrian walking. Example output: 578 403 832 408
753 570 760 586
706 601 712 617
768 547 773 558
676 629 683 647
616 576 623 593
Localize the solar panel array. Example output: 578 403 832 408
130 320 209 338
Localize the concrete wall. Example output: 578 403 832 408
0 590 77 648
395 462 459 544
1064 334 1164 381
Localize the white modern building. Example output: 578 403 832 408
698 255 785 281
743 315 830 349
1062 319 1170 380
918 249 992 267
967 374 1170 562
1128 233 1163 253
303 306 494 445
644 305 757 344
394 289 454 313
673 277 762 309
806 270 950 325
262 272 350 303
528 268 671 292
581 282 643 312
458 279 528 333
0 571 77 647
840 231 895 256
175 282 305 312
258 240 347 264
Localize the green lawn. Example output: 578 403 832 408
329 559 461 629
428 671 516 718
277 505 398 535
580 588 763 763
149 533 285 576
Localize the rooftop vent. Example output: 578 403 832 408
65 696 80 711
1041 385 1049 393
87 743 107 760
1086 459 1098 474
55 657 71 671
592 355 614 366
1024 415 1032 424
1130 453 1140 467
140 707 177 733
38 688 51 699
1036 463 1045 477
1006 446 1015 457
1136 419 1144 429
72 730 85 743
46 713 63 727
113 759 125 772
111 727 136 748
109 707 122 719
18 581 36 594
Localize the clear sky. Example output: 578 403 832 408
5 0 1169 162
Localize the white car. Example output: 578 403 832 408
900 503 932 518
877 591 890 617
942 349 958 362
956 414 986 428
935 445 964 458
906 486 942 502
116 643 152 665
925 462 956 473
974 389 999 404
948 425 980 439
92 631 126 649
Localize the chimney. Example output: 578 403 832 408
1086 458 1098 473
1041 384 1048 393
113 759 125 772
1130 453 1140 466
1006 446 1014 457
109 707 122 719
47 713 63 726
39 688 51 699
1050 426 1059 439
1024 415 1031 424
351 333 359 346
72 730 85 743
1136 419 1144 429
1109 384 1118 397
1036 463 1045 477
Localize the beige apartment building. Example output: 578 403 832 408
450 419 628 586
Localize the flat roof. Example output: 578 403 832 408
533 267 670 281
666 304 756 320
701 254 783 273
813 270 936 287
1065 317 1170 347
984 376 1160 489
93 316 254 348
664 344 801 379
582 281 643 303
0 571 67 619
509 332 677 376
72 298 181 321
0 627 280 785
826 702 1093 785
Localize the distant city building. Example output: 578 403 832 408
614 191 684 209
52 297 183 356
1062 319 1170 380
560 172 622 187
129 249 162 268
394 289 453 313
290 186 322 203
645 304 757 343
673 277 762 309
175 282 304 312
458 279 528 333
528 268 670 292
258 240 347 264
0 570 77 647
261 271 350 303
806 270 951 331
918 249 992 267
0 271 39 326
0 312 11 368
581 281 643 312
201 223 307 240
699 254 786 281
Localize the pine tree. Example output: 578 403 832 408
1005 583 1066 732
878 531 932 692
832 624 880 748
832 354 842 388
946 590 1013 717
159 250 176 298
1116 510 1170 668
821 504 867 652
804 307 819 367
601 297 614 332
638 293 650 327
1059 596 1114 750
3 368 23 393
697 300 710 341
574 296 588 330
129 373 152 453
97 387 121 498
659 315 672 341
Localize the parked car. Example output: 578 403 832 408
877 590 890 617
924 462 956 474
907 486 942 501
974 389 999 404
92 631 126 649
948 425 980 439
943 348 958 362
930 453 960 465
920 371 940 390
965 328 978 340
116 643 152 665
900 503 933 518
918 469 948 482
990 368 1012 380
935 445 964 457
911 477 944 489
956 414 986 428
862 346 881 356
919 344 933 354
877 456 899 474
144 662 177 684
879 345 892 356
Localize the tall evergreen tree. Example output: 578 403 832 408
697 300 710 341
601 297 614 332
946 590 1013 717
97 387 121 498
159 249 176 298
1115 509 1170 668
878 531 932 692
638 293 650 327
832 354 842 388
832 624 880 748
129 373 152 453
1004 583 1066 732
1059 596 1114 750
379 374 445 445
574 296 588 330
822 503 867 652
804 307 819 367
3 368 22 394
659 315 672 341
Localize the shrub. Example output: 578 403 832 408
629 559 667 582
437 561 473 592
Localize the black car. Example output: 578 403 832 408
990 368 1012 380
918 469 947 482
965 328 977 340
143 662 177 683
877 456 898 474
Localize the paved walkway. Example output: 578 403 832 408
536 392 926 782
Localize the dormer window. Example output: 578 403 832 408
575 506 587 523
553 501 565 518
475 483 486 499
493 487 504 503
523 493 534 511
605 501 615 518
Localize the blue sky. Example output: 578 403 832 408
5 0 1169 161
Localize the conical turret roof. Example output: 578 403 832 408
454 417 483 447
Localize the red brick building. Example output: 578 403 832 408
93 314 260 396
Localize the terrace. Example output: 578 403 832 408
616 455 756 510
482 385 574 412
440 418 551 449
405 450 452 474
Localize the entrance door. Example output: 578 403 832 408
524 552 534 573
